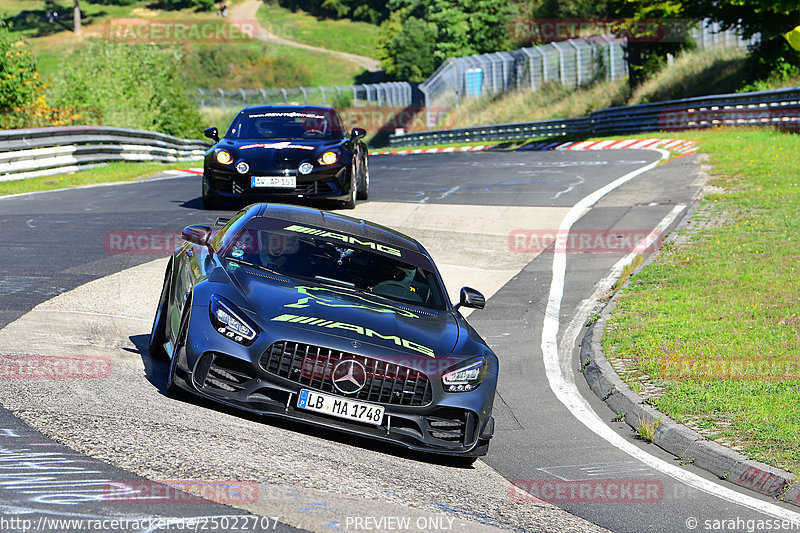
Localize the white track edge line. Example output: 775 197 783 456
541 149 800 521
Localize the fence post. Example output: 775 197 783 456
259 88 267 104
281 88 288 103
218 88 225 111
550 41 566 86
568 40 581 86
300 87 307 104
239 88 247 105
320 86 326 105
197 88 205 109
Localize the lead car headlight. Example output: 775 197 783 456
209 295 257 346
442 357 486 392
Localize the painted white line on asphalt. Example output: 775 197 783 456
0 172 198 201
541 150 800 521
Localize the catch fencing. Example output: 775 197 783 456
193 82 413 111
0 126 210 182
419 21 756 113
389 86 800 147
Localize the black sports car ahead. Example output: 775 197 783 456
201 105 369 210
150 203 497 460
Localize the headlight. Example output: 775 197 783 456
320 151 338 165
442 357 486 392
235 161 249 174
298 162 314 175
216 150 232 165
209 295 257 346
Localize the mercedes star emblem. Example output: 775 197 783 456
332 360 367 394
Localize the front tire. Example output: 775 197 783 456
202 176 225 210
357 157 369 200
148 261 172 360
167 293 191 396
341 169 357 209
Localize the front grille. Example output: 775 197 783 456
259 341 432 406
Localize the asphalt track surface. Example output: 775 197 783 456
1 149 798 532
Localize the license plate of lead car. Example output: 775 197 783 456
297 389 384 426
251 176 296 188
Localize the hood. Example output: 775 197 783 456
225 263 461 360
221 138 342 171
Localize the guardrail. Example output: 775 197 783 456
390 86 800 147
0 126 211 182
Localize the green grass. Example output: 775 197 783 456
602 128 800 474
0 161 191 196
268 42 366 86
256 2 379 59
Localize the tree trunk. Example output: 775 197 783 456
73 0 81 35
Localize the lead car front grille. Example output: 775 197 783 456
259 341 433 406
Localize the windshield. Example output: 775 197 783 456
226 109 346 140
221 223 447 310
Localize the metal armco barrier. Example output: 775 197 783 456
389 86 800 147
0 126 211 182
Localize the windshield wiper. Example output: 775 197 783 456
314 275 356 288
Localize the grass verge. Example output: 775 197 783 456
256 2 379 60
0 161 192 197
602 127 800 474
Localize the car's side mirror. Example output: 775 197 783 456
455 287 486 310
204 127 219 142
351 127 367 140
214 217 230 228
182 225 213 250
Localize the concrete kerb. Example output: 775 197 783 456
578 267 800 508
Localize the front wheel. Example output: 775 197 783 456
166 293 191 396
341 170 357 209
148 261 172 360
357 157 369 200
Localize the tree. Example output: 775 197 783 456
74 0 81 35
604 0 689 88
681 0 800 83
377 0 515 80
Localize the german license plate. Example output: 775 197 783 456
297 389 384 426
251 176 296 188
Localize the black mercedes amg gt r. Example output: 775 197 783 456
150 203 497 459
201 105 369 210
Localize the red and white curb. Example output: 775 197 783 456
170 168 203 176
519 138 697 155
373 138 697 157
371 145 493 156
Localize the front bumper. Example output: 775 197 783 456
203 165 352 202
172 312 496 456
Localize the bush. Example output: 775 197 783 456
50 41 205 138
0 21 41 111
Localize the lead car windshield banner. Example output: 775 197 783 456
225 217 435 270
